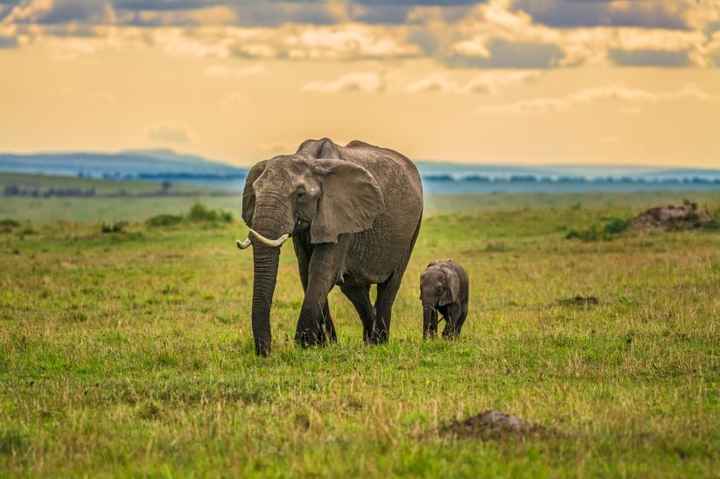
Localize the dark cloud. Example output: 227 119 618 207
609 49 691 67
7 0 113 25
113 0 221 11
407 27 439 55
350 2 478 25
351 5 413 25
41 1 111 24
353 0 478 5
713 51 720 68
0 34 18 48
447 39 565 69
233 3 338 26
513 0 689 30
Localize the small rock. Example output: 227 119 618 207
558 295 599 307
438 410 549 441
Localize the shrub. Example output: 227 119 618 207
603 217 630 236
0 219 20 228
187 203 233 224
146 214 183 228
566 225 601 241
101 221 128 234
145 204 233 228
566 217 631 242
188 203 217 222
702 219 720 231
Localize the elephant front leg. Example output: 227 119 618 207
295 242 346 348
296 299 329 347
293 236 338 344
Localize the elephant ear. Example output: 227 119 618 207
242 160 267 227
440 266 460 305
310 158 385 244
297 137 341 159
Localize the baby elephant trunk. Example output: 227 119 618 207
423 305 437 339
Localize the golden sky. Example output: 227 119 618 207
1 0 719 167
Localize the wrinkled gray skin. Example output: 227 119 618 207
241 138 423 356
420 259 469 339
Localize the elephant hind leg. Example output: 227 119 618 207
373 271 404 344
374 216 422 344
454 306 468 337
441 305 463 339
340 284 375 343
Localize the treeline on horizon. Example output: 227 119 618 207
423 174 720 185
2 182 238 198
78 171 720 185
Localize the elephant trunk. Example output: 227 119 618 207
423 305 437 339
251 243 280 356
249 209 290 356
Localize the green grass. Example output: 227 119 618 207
1 188 720 477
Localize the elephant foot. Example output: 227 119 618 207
367 329 389 345
253 335 272 357
442 330 460 340
295 325 327 348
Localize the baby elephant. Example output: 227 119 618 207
420 259 469 339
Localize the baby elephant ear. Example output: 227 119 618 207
310 159 385 244
242 160 267 227
441 266 461 305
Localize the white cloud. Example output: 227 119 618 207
407 70 540 95
284 25 419 60
146 124 192 144
204 63 266 79
302 72 386 94
479 84 715 115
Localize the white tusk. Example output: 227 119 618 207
236 238 252 250
248 228 290 248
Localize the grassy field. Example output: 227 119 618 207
1 185 720 477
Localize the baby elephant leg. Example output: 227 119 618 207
454 306 468 336
441 304 462 339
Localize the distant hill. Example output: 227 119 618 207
1 151 718 194
0 149 247 180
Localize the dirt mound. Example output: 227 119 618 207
631 201 713 231
438 410 548 441
558 295 599 307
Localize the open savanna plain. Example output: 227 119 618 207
1 183 720 477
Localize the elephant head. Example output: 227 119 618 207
238 138 385 356
420 261 460 308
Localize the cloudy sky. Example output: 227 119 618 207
1 0 719 167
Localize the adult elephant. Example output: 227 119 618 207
237 138 423 356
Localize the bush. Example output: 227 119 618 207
145 204 233 228
0 219 20 234
146 214 183 228
101 221 128 234
0 219 20 228
702 219 720 231
603 217 630 235
566 217 630 242
565 225 601 241
187 203 233 224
